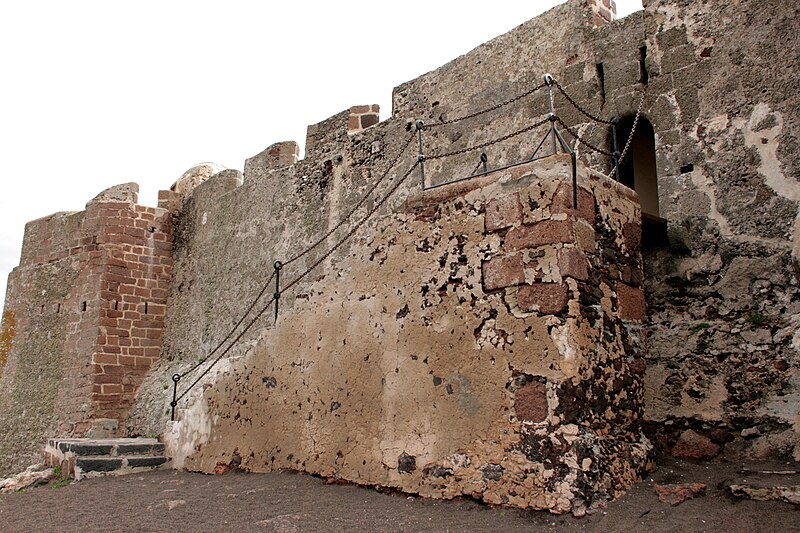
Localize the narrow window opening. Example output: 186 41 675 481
56 303 61 314
144 302 149 315
81 301 87 312
149 226 156 233
40 305 45 315
638 46 649 85
680 163 694 173
114 300 119 310
595 63 606 108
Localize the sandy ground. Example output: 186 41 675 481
0 457 797 532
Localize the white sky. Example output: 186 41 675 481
0 1 642 312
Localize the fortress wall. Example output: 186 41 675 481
392 0 800 460
159 155 651 514
629 0 800 460
0 185 172 475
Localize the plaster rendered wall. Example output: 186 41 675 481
147 153 650 515
390 0 800 460
627 0 799 460
0 185 172 476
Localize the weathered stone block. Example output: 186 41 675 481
515 381 548 422
485 193 522 233
482 254 525 291
518 282 569 315
506 220 575 252
558 248 589 281
617 283 645 321
671 430 720 460
552 183 596 222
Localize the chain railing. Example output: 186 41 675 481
169 73 649 419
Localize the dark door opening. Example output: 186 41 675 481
614 116 667 248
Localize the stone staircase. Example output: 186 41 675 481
44 438 169 481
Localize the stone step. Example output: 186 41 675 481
44 438 169 480
75 455 168 476
47 438 165 458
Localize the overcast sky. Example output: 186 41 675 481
0 1 642 312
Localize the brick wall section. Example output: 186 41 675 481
1 184 173 446
348 105 380 133
481 179 643 323
87 200 173 424
589 0 617 28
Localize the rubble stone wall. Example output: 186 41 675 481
157 155 651 515
391 0 800 460
0 184 172 476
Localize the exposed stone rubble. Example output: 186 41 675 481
728 484 800 505
654 482 706 506
0 464 54 494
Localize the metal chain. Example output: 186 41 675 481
608 84 649 179
555 117 615 157
282 160 420 294
175 159 421 402
428 116 551 160
177 270 276 379
173 78 650 405
423 82 546 129
552 79 615 125
284 130 417 267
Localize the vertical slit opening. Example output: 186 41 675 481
81 301 87 312
56 303 61 314
114 300 119 310
639 46 649 85
144 302 149 315
595 63 606 108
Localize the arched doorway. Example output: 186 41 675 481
613 115 667 247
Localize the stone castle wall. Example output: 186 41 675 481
155 154 651 515
0 184 172 475
391 0 800 461
0 0 797 501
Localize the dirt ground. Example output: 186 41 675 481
0 457 797 533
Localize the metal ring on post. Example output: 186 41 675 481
544 74 558 154
170 373 181 421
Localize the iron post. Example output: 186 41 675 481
273 260 282 320
416 120 426 189
170 373 180 421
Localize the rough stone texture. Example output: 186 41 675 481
0 464 54 494
1 0 798 508
149 154 650 515
654 483 706 506
670 429 720 461
728 484 800 505
0 184 173 476
390 0 800 462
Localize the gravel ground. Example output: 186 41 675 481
0 457 797 532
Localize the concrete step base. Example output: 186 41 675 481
45 438 169 480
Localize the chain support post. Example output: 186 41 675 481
480 152 488 174
570 152 578 210
170 373 180 421
416 120 426 189
544 74 558 155
273 260 283 320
